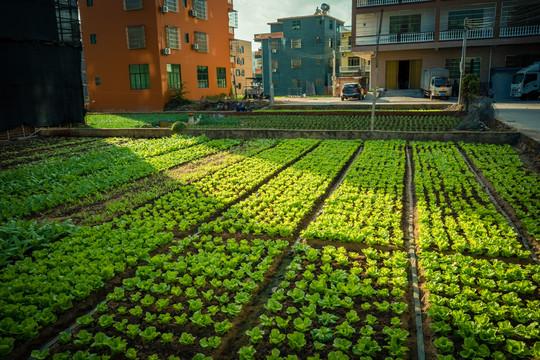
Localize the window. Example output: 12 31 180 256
216 67 226 88
389 14 421 34
291 59 302 69
95 76 101 86
272 60 278 69
271 39 279 50
292 79 301 88
445 57 481 78
166 26 180 49
317 18 323 25
183 0 187 7
236 69 240 76
185 33 189 43
329 38 333 48
193 0 208 20
316 37 321 44
90 34 97 44
164 0 178 11
129 64 150 90
124 0 142 10
197 65 209 88
126 25 146 49
291 39 301 49
87 0 93 6
167 64 181 89
329 20 333 30
316 57 322 65
448 9 483 30
241 69 245 76
194 32 208 53
240 45 244 53
348 57 360 66
292 20 301 30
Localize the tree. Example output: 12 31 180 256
462 74 479 110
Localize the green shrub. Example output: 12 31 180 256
171 121 187 133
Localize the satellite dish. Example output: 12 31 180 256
321 3 330 13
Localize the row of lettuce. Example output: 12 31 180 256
0 137 539 359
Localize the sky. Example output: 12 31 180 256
233 0 352 50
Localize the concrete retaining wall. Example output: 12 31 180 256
39 127 521 146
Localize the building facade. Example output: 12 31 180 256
0 0 84 133
230 39 253 96
80 0 236 112
255 14 345 96
339 25 371 89
352 0 540 98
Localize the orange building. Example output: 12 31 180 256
80 0 236 112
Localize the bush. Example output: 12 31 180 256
462 74 479 109
164 83 191 110
171 121 187 134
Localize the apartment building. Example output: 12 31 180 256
352 0 540 98
80 0 236 112
255 14 345 96
230 39 253 95
339 25 371 89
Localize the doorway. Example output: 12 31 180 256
385 59 422 89
398 60 410 89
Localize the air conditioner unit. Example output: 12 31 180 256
272 69 277 73
160 5 169 13
162 48 171 55
189 9 198 17
191 43 199 50
271 49 277 53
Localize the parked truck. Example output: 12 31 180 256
420 68 452 100
510 62 540 100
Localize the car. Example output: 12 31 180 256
341 83 364 101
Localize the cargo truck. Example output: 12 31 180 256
420 68 452 100
510 62 540 100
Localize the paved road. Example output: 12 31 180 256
494 101 540 142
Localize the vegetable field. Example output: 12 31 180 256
84 114 462 132
0 136 539 360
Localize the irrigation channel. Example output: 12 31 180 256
9 139 539 360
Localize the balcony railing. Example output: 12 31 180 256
340 45 351 52
500 25 540 37
340 65 370 73
356 31 433 45
357 0 430 6
439 27 493 41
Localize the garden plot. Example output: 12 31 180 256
0 137 539 360
235 244 412 360
302 140 406 248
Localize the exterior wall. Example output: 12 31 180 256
256 15 344 96
353 0 540 93
80 0 233 112
231 39 253 94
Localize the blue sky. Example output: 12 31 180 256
233 0 352 50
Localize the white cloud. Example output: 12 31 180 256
233 0 352 50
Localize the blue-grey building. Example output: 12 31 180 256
255 14 344 96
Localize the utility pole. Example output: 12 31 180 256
370 9 383 131
267 36 274 106
332 48 336 96
458 18 469 106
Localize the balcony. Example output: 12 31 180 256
500 24 540 37
356 0 431 7
356 31 433 45
439 27 493 41
340 65 370 73
340 45 352 52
